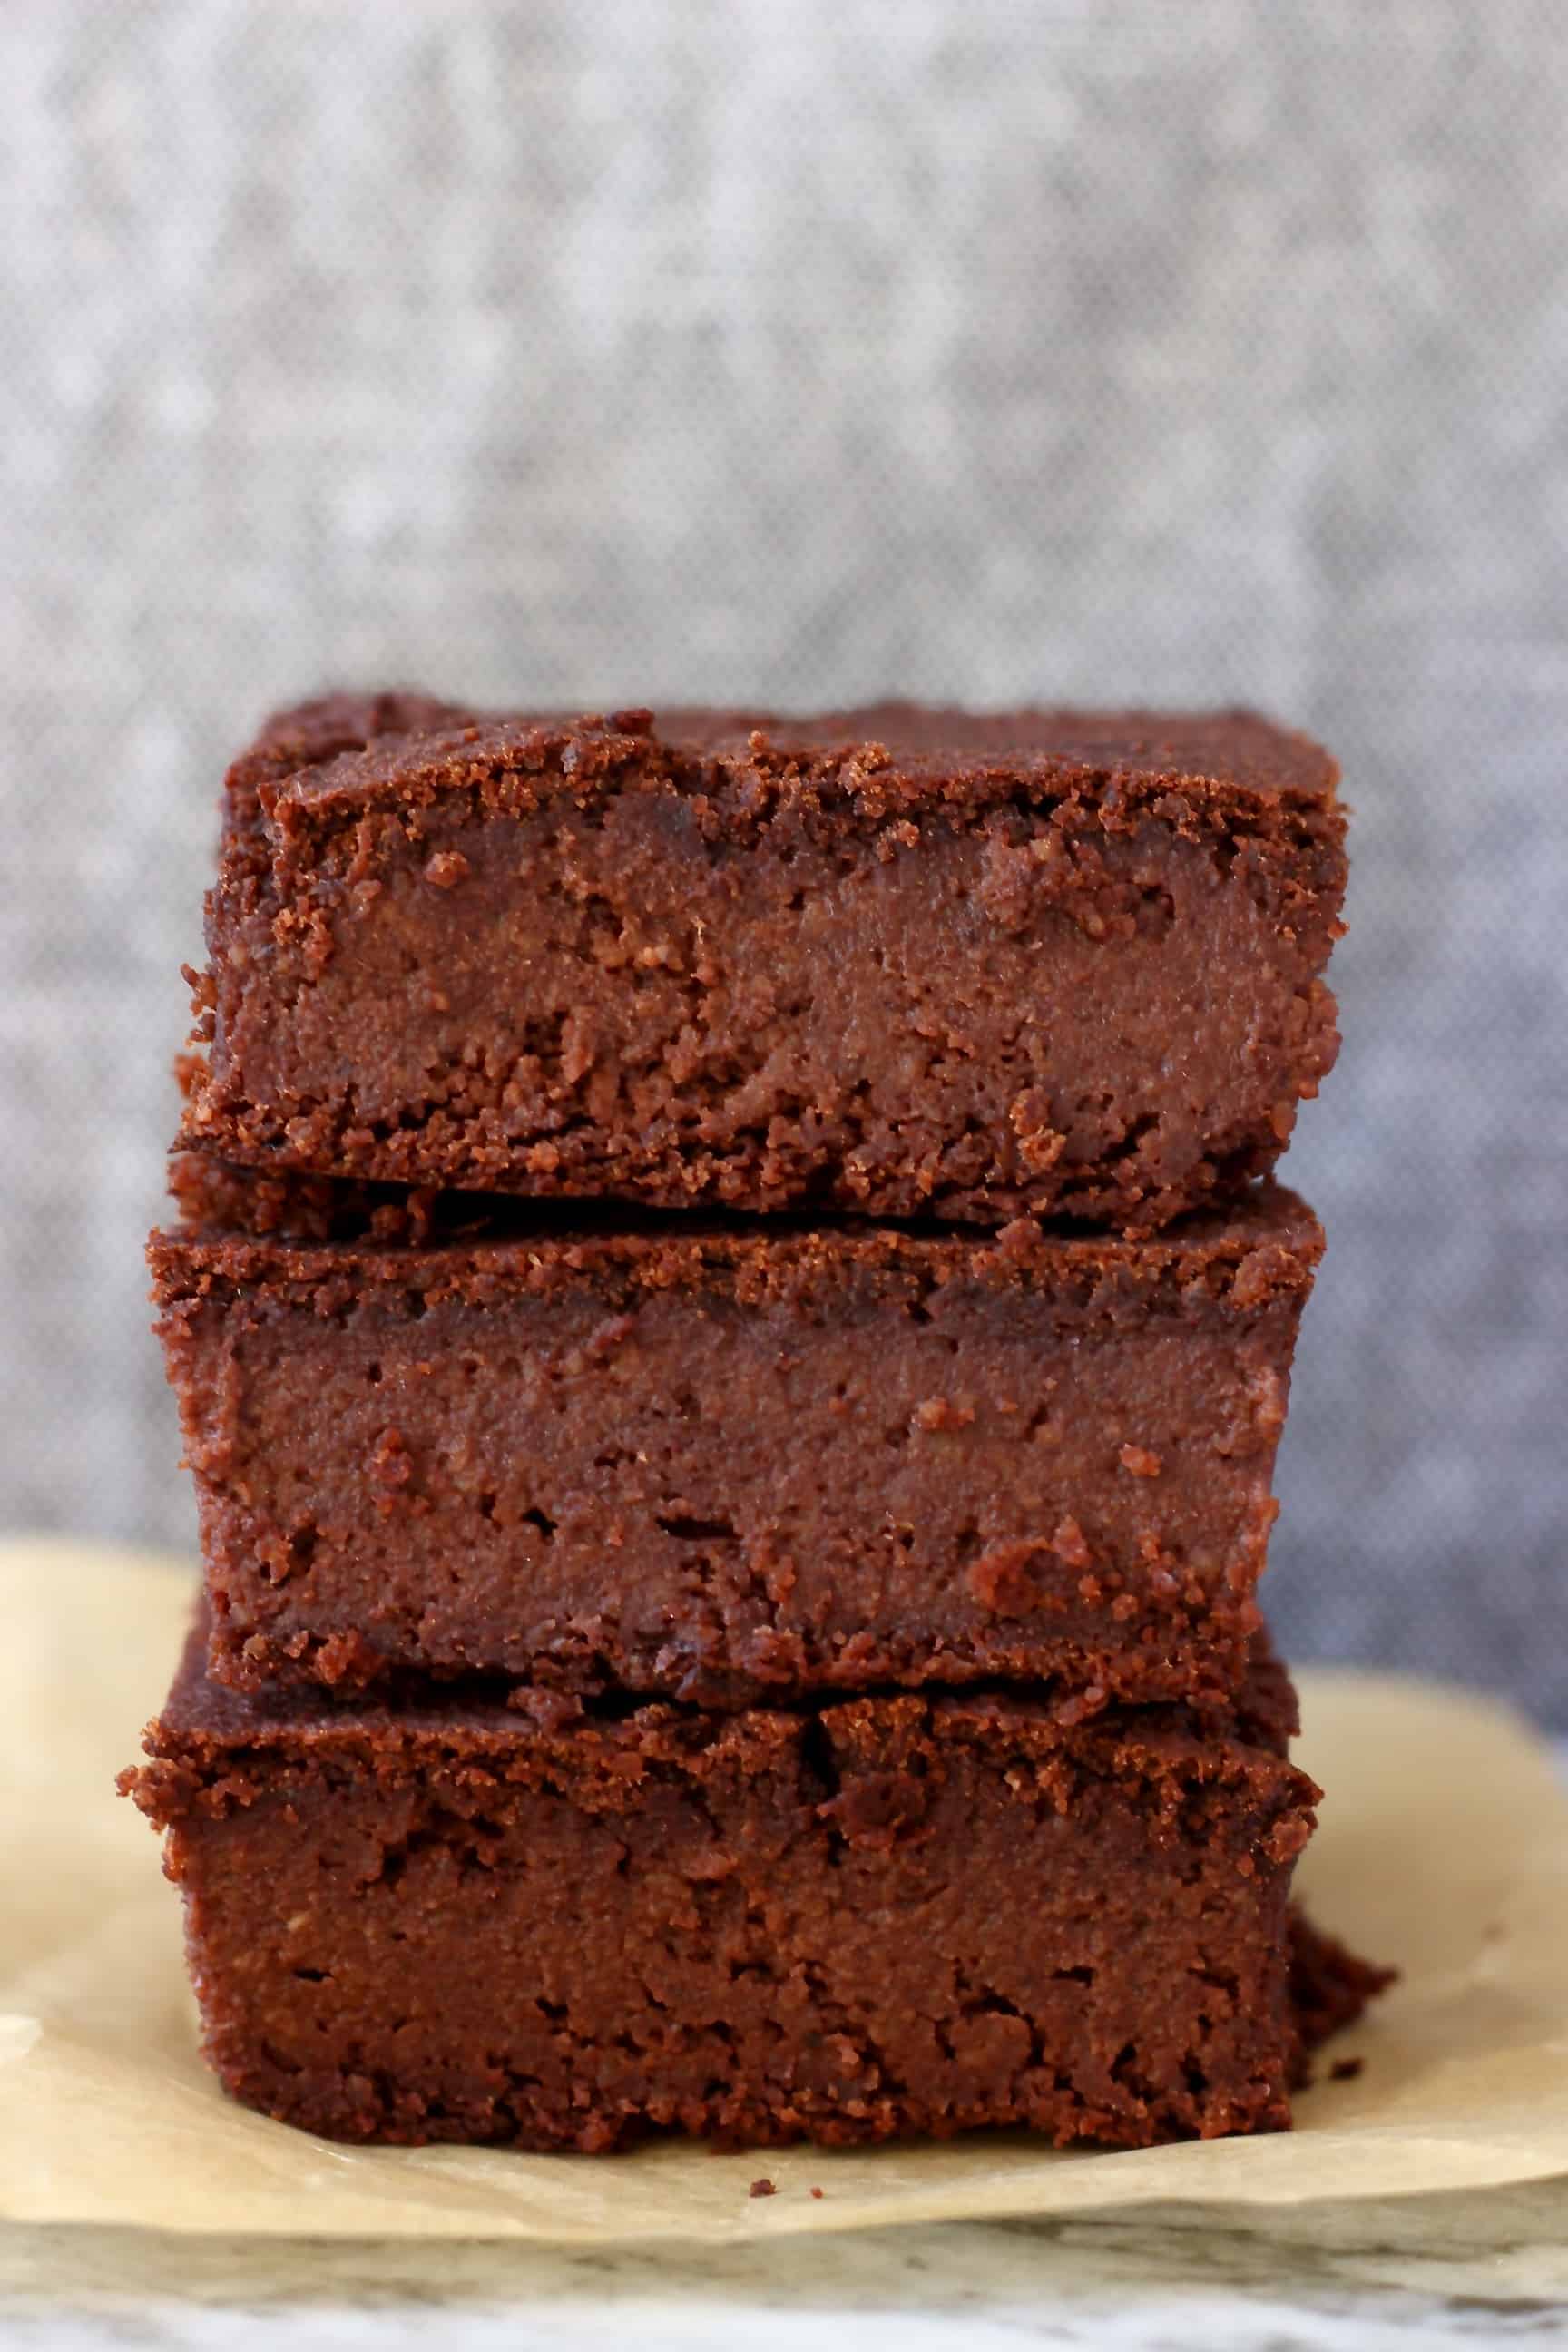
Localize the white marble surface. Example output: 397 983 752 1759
5 2180 1568 2349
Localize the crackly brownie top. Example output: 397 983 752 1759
225 691 1339 841
129 1612 1304 1804
155 1158 1323 1316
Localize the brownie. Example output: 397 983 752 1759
179 693 1346 1230
152 1161 1321 1709
122 1617 1386 2153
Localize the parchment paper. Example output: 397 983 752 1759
4 1537 1566 2243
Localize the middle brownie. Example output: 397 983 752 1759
153 1174 1320 1709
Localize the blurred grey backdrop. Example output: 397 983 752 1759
3 1 1564 1713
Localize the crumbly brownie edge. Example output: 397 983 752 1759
148 1173 1325 1316
230 696 1342 836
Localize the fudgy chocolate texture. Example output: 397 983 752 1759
153 1162 1320 1709
123 1620 1380 2154
180 693 1346 1230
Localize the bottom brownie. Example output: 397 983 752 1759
122 1625 1381 2153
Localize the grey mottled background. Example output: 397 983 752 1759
3 1 1565 1715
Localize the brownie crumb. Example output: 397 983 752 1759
749 2177 776 2199
1119 1444 1163 1477
422 849 469 890
1330 2056 1365 2082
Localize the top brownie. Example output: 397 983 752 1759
180 694 1347 1229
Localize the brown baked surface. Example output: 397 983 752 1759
179 692 1346 1230
153 1161 1321 1709
122 1616 1390 2153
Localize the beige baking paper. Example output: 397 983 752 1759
3 1537 1566 2243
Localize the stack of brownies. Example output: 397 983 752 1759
124 694 1387 2154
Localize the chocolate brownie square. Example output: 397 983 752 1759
180 696 1346 1230
153 1163 1321 1709
123 1619 1386 2153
